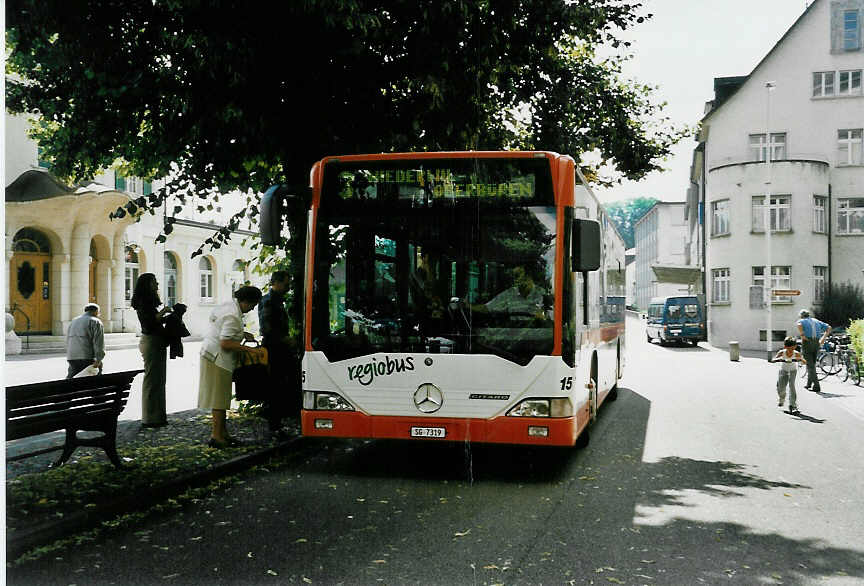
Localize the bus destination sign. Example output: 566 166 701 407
334 168 537 201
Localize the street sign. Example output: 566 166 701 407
772 289 801 296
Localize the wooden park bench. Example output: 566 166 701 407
6 370 143 470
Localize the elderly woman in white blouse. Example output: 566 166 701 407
198 286 263 448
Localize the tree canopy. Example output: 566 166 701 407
603 196 659 249
7 1 687 331
7 1 686 229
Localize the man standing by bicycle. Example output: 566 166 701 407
797 308 831 393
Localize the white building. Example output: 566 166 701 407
624 248 636 308
5 112 264 351
693 0 864 351
633 201 691 311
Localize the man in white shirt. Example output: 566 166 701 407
65 304 105 378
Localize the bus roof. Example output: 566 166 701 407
317 151 561 164
650 295 700 304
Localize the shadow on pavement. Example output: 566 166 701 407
788 411 826 423
7 388 864 586
645 340 711 352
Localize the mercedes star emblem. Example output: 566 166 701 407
413 383 443 414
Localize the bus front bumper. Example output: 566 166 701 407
301 410 585 447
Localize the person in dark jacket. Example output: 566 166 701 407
257 271 297 435
131 273 171 427
163 303 191 359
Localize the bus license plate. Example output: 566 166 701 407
410 426 446 438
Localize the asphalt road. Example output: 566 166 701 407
8 315 864 585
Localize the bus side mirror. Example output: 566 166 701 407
260 184 292 246
572 218 601 272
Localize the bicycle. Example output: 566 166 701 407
817 335 843 380
818 334 860 385
838 345 861 386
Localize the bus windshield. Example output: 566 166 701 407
310 157 557 365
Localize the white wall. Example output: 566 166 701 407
703 0 864 349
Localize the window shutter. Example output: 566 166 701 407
115 174 127 191
143 181 152 195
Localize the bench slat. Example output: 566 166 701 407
5 370 143 401
9 392 129 420
7 405 126 441
8 386 130 411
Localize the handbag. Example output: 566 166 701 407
233 341 271 402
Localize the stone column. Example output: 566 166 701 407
5 244 14 309
57 254 71 334
112 232 128 332
69 224 91 330
97 260 113 332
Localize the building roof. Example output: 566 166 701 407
701 0 817 124
5 169 76 202
651 263 701 285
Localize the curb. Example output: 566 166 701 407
7 435 305 560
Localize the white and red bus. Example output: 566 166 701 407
264 151 625 448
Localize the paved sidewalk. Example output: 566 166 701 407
5 341 208 421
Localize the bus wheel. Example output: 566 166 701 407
575 428 590 448
608 348 620 402
646 332 652 343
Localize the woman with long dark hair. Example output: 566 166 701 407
131 272 172 427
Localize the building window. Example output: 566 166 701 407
813 71 836 97
844 9 860 51
838 70 863 95
813 196 827 233
813 70 862 97
199 257 214 302
711 200 730 236
712 268 730 303
837 197 864 234
164 252 178 307
36 146 52 169
749 133 786 161
760 330 788 342
752 195 791 232
230 259 248 294
838 129 863 166
124 245 140 304
753 265 792 302
814 266 827 303
116 174 153 195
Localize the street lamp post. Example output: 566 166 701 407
765 81 776 360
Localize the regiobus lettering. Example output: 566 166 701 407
262 151 626 449
347 356 415 386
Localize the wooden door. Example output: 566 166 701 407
9 252 52 333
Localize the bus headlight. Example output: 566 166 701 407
303 391 355 411
507 398 573 418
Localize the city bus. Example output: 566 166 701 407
261 151 625 448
